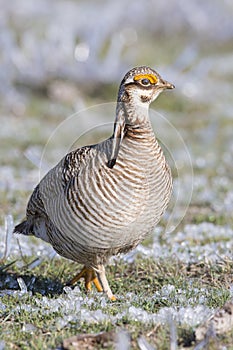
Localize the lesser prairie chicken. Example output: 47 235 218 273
14 66 174 300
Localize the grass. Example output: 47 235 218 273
1 255 233 349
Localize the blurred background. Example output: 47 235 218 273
1 0 233 237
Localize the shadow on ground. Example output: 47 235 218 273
0 268 64 296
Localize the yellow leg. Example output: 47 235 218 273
67 266 103 293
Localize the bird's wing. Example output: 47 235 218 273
61 146 93 186
26 184 46 218
26 146 93 219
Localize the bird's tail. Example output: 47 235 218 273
14 220 31 235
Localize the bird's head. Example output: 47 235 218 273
118 66 174 106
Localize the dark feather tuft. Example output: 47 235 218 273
14 221 30 235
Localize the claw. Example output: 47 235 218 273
67 265 116 300
67 266 103 293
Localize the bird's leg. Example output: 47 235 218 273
85 268 103 292
95 265 116 301
67 266 103 293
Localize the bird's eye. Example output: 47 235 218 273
141 78 150 86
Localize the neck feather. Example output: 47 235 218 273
116 100 151 130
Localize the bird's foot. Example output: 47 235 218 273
67 265 116 301
67 266 103 293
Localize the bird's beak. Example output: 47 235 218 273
161 80 175 90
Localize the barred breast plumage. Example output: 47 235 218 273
14 66 174 299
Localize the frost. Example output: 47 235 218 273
22 323 37 333
157 305 212 328
128 306 152 323
35 290 81 316
120 222 233 265
3 215 14 260
116 330 131 350
56 314 80 330
16 304 38 313
229 285 233 297
161 284 176 296
0 302 6 312
138 336 155 350
223 191 233 212
0 220 56 259
0 283 216 334
17 278 28 294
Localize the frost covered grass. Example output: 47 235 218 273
0 232 233 349
1 253 233 349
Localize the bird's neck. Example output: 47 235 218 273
117 101 154 137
